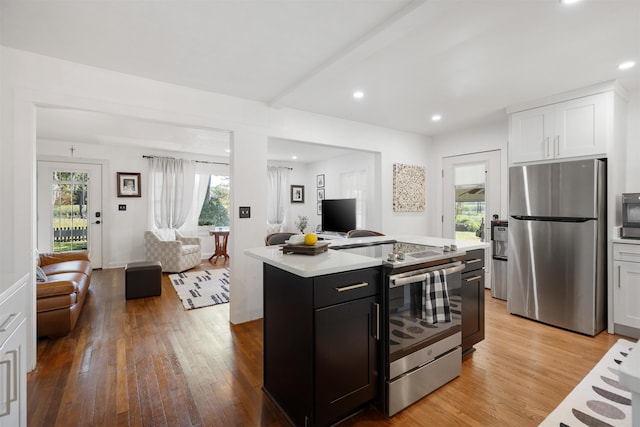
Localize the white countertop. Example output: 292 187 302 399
244 235 489 278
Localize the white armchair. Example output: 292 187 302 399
144 229 201 273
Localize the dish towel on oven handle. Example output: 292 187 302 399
421 269 451 324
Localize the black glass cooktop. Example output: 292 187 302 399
333 241 443 260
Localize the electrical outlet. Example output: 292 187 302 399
239 206 251 218
118 204 127 211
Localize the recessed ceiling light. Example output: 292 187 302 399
431 114 442 122
292 155 298 160
225 149 231 153
618 61 636 70
560 0 582 5
353 91 364 99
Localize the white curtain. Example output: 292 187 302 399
180 171 210 232
341 170 367 229
267 166 290 231
149 157 196 229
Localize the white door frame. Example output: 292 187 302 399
37 159 105 268
442 150 501 286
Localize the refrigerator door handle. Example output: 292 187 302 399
510 215 593 223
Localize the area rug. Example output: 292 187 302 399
168 268 230 310
539 338 636 427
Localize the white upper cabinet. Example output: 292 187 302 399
509 92 611 164
555 93 610 159
509 105 555 163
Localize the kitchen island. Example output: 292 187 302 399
246 236 488 426
246 235 485 276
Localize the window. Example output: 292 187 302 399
198 175 230 227
51 171 89 251
454 164 486 242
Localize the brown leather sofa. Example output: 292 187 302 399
36 250 92 338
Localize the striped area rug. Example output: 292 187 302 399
168 268 230 310
540 338 636 427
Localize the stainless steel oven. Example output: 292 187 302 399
622 193 640 239
331 240 465 417
385 261 464 416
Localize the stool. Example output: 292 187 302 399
125 261 162 300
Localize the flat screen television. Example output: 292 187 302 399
321 198 356 234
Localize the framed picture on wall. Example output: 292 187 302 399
117 172 141 197
317 188 325 201
316 174 325 188
291 185 305 203
317 202 322 215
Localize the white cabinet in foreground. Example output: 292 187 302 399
0 318 26 427
613 243 640 338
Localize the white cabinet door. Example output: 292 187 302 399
0 319 26 427
555 93 609 159
613 260 640 330
509 105 554 163
509 91 611 164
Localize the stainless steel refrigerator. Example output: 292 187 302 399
508 159 606 336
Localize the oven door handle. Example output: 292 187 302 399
390 263 465 287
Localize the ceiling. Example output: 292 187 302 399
3 0 640 157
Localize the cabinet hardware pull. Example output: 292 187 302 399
618 265 621 288
335 282 368 292
619 252 640 257
545 137 550 157
466 259 482 264
464 275 482 282
373 303 380 340
0 360 10 417
555 136 560 157
6 350 17 403
0 313 17 333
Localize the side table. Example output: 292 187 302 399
209 230 230 263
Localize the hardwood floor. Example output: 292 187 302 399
28 263 630 426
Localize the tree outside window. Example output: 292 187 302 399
198 175 230 227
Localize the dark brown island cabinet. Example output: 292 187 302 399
263 264 381 427
461 248 485 355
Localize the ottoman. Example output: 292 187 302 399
125 261 162 300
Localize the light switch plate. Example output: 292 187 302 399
239 206 251 218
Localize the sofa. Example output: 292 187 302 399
36 250 92 338
144 229 201 273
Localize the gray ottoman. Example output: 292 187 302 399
125 261 162 300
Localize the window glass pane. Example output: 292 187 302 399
198 175 230 227
52 171 88 251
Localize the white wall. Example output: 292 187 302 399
278 150 380 234
1 47 431 336
268 108 433 235
430 118 509 236
36 138 229 267
626 90 640 191
0 31 12 288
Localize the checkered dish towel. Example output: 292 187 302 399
421 270 451 324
